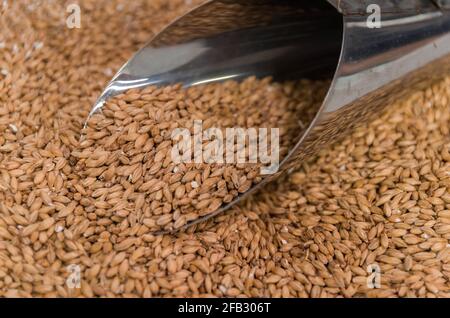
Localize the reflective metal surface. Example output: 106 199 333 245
86 0 450 232
88 0 342 115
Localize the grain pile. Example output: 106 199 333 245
79 78 327 232
0 0 449 298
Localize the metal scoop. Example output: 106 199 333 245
85 0 450 233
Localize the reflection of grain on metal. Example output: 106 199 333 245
151 1 332 47
279 54 450 177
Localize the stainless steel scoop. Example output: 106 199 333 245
85 0 450 232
